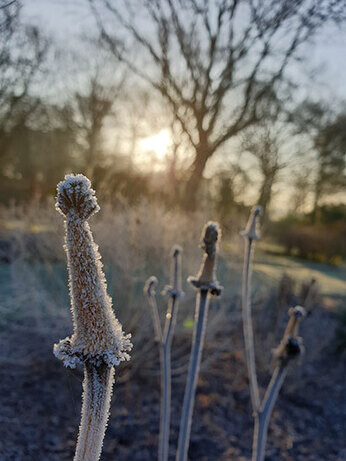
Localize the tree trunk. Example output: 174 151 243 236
183 145 212 210
168 143 180 204
311 186 322 224
257 173 275 218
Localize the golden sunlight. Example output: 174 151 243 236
139 129 171 159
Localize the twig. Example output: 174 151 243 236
176 222 222 461
145 245 183 461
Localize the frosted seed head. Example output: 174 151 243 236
144 276 158 297
54 173 132 369
188 221 222 296
273 305 306 363
56 174 100 220
241 206 262 240
201 221 220 257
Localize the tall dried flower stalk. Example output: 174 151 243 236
176 222 222 461
241 206 262 413
145 245 183 461
54 174 132 461
241 207 307 461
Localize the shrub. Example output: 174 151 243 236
271 218 346 263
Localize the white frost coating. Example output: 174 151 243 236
54 174 132 368
74 363 114 461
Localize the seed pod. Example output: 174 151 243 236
273 305 306 363
188 221 222 296
54 174 132 367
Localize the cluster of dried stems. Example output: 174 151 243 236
55 175 313 461
241 207 308 461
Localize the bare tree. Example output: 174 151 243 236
311 113 346 221
74 75 124 178
290 167 312 214
90 0 345 207
0 2 49 149
213 161 250 224
293 102 346 222
242 126 286 217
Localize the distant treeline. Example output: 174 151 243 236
270 205 346 264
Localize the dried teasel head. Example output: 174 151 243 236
273 305 306 364
188 222 222 296
162 244 184 299
241 206 262 240
55 173 100 220
144 275 158 297
53 174 132 368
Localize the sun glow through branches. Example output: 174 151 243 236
139 129 171 159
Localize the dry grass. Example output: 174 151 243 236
0 200 344 376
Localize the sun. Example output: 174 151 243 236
139 129 171 159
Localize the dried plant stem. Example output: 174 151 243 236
242 237 260 414
176 289 209 461
176 222 222 461
145 247 182 461
241 207 306 461
54 175 132 461
160 294 178 461
160 247 182 461
74 362 115 461
146 278 163 344
252 366 287 461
